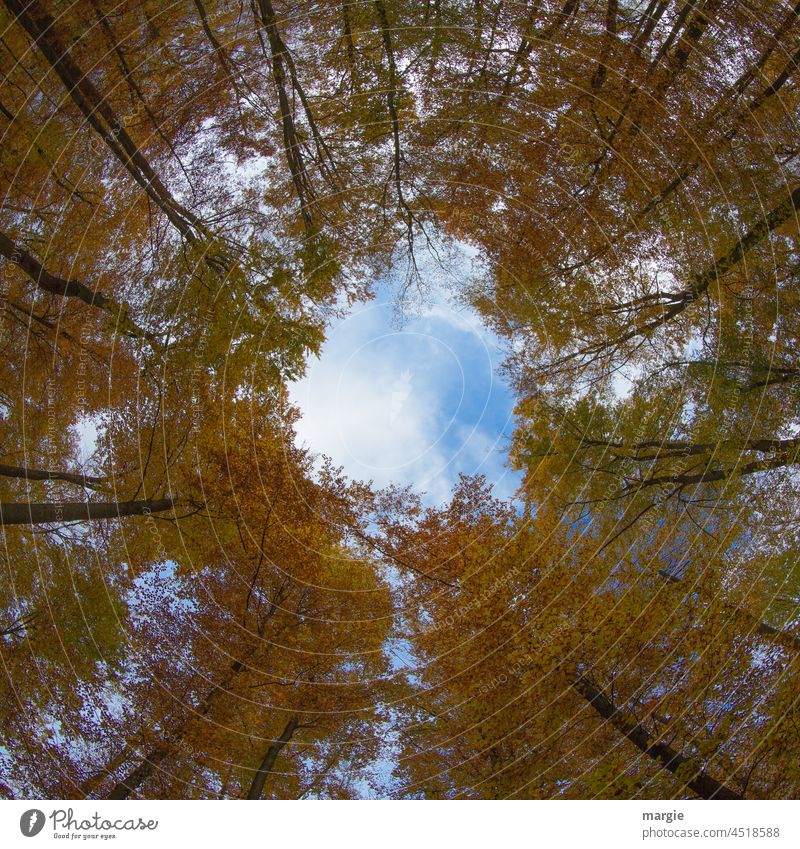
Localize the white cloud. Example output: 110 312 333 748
289 284 520 505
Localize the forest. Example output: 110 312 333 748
0 0 799 800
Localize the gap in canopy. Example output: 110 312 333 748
289 243 522 505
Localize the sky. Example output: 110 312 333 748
288 255 522 506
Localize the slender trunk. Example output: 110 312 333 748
0 612 36 639
79 743 136 798
632 1 668 54
545 0 580 39
0 229 157 342
589 0 719 187
495 1 542 104
563 184 800 364
730 2 800 101
749 43 800 111
106 580 285 799
0 498 174 526
649 0 697 71
0 462 104 489
495 0 579 104
580 435 800 461
0 230 109 309
374 0 415 239
106 748 170 800
374 0 402 196
573 674 742 799
90 0 193 190
665 0 722 75
623 452 799 493
591 0 618 92
193 0 234 77
256 0 314 229
107 657 249 799
341 0 357 80
3 0 203 240
756 620 800 654
246 717 299 799
571 14 800 276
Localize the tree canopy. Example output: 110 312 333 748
1 0 798 800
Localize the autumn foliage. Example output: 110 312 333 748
0 0 799 799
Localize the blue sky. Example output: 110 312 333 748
289 262 522 506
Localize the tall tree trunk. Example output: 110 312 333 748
730 1 800 101
89 0 194 191
0 231 110 309
591 0 618 92
106 748 170 800
573 674 742 799
374 0 416 244
749 43 800 111
192 0 239 92
107 657 250 799
0 462 104 489
664 0 722 76
0 229 155 342
3 0 203 241
0 498 174 525
256 0 314 229
246 717 299 799
565 184 800 364
755 620 800 653
79 743 137 798
632 1 669 54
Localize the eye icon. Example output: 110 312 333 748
20 809 45 837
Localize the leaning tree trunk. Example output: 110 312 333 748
0 498 175 526
3 0 203 241
0 462 104 489
573 674 742 800
246 718 300 800
0 230 155 342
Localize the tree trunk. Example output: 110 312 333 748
3 0 203 240
79 743 136 798
255 0 314 229
0 462 104 489
106 748 170 800
246 717 299 799
632 1 669 54
0 230 155 342
0 498 174 526
749 43 800 111
106 657 249 799
756 620 800 654
0 231 110 309
567 183 800 364
573 674 742 799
